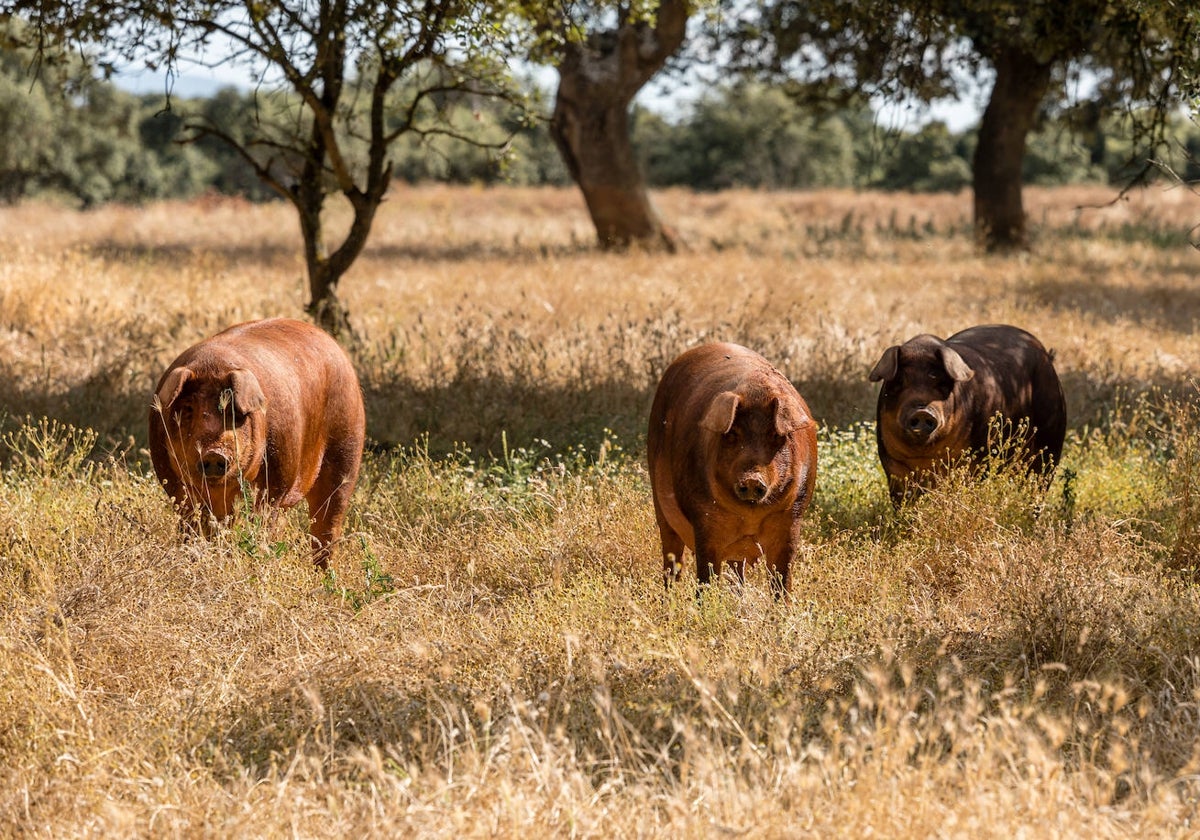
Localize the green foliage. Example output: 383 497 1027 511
811 421 891 532
323 537 397 610
0 33 220 205
2 32 1198 203
634 82 1200 193
186 87 280 201
0 47 56 202
386 79 567 186
876 121 973 192
635 82 862 190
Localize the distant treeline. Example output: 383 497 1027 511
3 49 1197 207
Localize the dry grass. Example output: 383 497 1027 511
3 184 1200 837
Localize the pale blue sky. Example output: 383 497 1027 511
116 55 983 133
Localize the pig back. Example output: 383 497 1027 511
946 325 1065 457
201 318 363 427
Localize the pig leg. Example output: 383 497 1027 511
653 500 687 589
693 535 723 591
657 525 686 590
765 543 793 600
305 449 362 569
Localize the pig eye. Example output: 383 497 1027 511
220 402 246 425
217 389 247 422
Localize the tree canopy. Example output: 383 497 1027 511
2 0 1198 265
5 0 527 336
732 0 1200 250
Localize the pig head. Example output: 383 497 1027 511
153 364 269 524
869 324 1067 505
648 342 818 599
698 383 811 505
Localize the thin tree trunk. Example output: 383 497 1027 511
297 214 368 342
305 267 353 340
972 45 1053 253
295 184 356 341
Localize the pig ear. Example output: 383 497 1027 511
155 367 192 413
230 369 267 414
868 346 899 382
699 391 740 434
773 397 811 435
940 346 975 382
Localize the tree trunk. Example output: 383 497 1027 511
298 198 383 342
550 1 690 251
551 86 675 250
972 46 1053 253
295 187 356 341
306 267 354 340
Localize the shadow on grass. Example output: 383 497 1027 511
362 374 655 457
359 368 890 459
1 362 1191 471
1026 275 1200 335
1055 368 1198 431
0 365 152 459
85 237 600 271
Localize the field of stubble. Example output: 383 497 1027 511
4 184 1200 837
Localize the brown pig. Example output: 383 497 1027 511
149 317 366 568
647 342 818 598
869 324 1066 505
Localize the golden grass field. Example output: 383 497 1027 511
3 183 1200 836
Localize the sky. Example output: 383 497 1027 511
116 55 984 134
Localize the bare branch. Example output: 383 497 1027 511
180 118 296 204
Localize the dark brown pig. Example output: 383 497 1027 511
869 324 1066 505
149 318 366 568
647 342 818 598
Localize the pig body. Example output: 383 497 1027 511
869 324 1066 505
149 318 366 568
647 342 818 597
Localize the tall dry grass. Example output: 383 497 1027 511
3 184 1200 837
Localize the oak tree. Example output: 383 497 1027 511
738 0 1200 252
522 0 693 251
8 0 523 337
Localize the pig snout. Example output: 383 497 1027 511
198 451 231 479
902 403 945 444
900 405 940 440
734 472 770 503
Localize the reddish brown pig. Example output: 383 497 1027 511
149 318 366 568
647 342 818 598
869 324 1066 505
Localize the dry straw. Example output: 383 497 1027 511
3 185 1200 836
